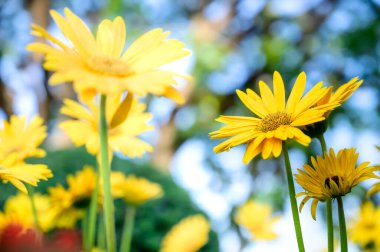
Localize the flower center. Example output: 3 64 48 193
86 55 130 76
258 112 292 132
324 175 343 189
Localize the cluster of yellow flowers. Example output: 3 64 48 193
211 71 379 252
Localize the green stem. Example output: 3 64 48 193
97 214 106 249
337 196 348 252
120 206 136 252
318 135 333 252
84 174 99 251
282 142 305 252
317 135 327 154
326 199 334 252
99 95 116 252
82 210 89 250
26 185 39 230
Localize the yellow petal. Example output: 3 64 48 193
110 93 134 128
286 72 306 114
273 71 285 111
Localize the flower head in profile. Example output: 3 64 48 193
0 115 46 162
304 77 362 137
160 215 210 252
0 193 55 232
112 174 163 206
210 71 337 163
0 115 52 193
234 200 280 241
349 201 380 249
27 8 190 103
60 93 153 158
295 148 378 220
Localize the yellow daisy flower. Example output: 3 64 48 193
60 93 153 158
160 215 210 252
27 8 190 103
304 77 362 136
210 71 337 163
295 148 378 220
0 157 52 193
349 201 380 249
234 200 280 241
0 193 55 232
112 174 163 206
0 115 47 162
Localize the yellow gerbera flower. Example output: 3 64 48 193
304 77 362 136
0 115 46 162
0 193 55 232
234 200 280 241
210 71 337 163
160 215 210 252
60 93 153 158
27 8 190 103
295 148 378 220
349 201 380 249
112 174 163 206
0 156 52 193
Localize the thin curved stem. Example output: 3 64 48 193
120 206 136 252
99 95 116 252
282 142 305 252
318 134 333 252
26 185 39 230
84 173 99 251
337 196 348 252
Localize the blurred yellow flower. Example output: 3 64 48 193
160 215 210 252
0 115 47 162
113 174 163 206
295 148 378 220
27 8 190 103
60 94 153 158
234 200 280 241
210 71 337 163
349 201 380 249
0 115 52 193
0 193 55 232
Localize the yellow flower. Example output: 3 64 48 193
0 156 52 193
27 8 190 103
234 200 280 241
113 174 163 206
349 201 380 249
304 77 362 137
60 93 153 157
0 193 55 232
0 115 46 162
295 148 378 220
210 71 337 163
317 77 362 117
160 215 210 252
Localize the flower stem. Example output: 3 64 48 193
282 142 305 252
337 196 348 252
99 94 116 252
84 174 99 251
326 199 334 252
317 135 333 252
26 185 39 230
120 206 136 252
97 214 106 249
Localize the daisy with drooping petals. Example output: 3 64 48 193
60 94 153 158
160 215 210 252
210 71 337 163
295 148 378 220
234 200 280 241
27 8 190 103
